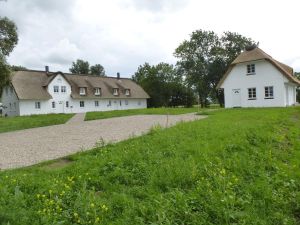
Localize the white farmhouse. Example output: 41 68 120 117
1 69 149 116
217 47 300 108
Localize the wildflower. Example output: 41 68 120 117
36 194 40 199
74 212 78 217
101 204 108 211
220 168 226 175
90 203 95 208
95 217 100 223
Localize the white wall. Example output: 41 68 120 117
221 60 290 108
1 86 19 116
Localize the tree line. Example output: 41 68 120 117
0 16 299 107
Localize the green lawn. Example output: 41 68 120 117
0 114 74 133
1 108 300 224
85 107 209 121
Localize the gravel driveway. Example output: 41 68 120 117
0 113 205 170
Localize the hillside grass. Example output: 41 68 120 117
0 114 74 133
85 107 212 121
1 108 300 224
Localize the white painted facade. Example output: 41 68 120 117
220 60 298 108
2 74 147 116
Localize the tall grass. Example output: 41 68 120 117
0 108 300 224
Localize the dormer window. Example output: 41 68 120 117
79 87 86 96
95 88 101 96
113 88 119 96
125 89 131 96
54 86 59 93
247 64 255 74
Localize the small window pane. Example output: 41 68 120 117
80 101 85 107
61 86 66 93
54 86 59 93
95 101 99 107
52 102 56 108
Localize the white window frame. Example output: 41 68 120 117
94 88 101 96
125 89 130 96
35 102 41 109
54 86 59 93
113 88 119 96
52 101 56 108
265 86 274 99
95 101 99 107
61 86 66 93
80 101 85 108
247 64 255 75
79 88 86 96
248 88 257 100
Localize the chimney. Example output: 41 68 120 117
45 66 49 73
117 72 120 79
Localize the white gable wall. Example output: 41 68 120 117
1 86 19 116
221 60 291 108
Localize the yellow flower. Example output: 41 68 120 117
95 217 100 222
90 203 95 208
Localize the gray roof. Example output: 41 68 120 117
10 70 150 100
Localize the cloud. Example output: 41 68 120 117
127 0 191 12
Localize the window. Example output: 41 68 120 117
108 100 111 107
120 100 122 106
9 103 11 109
14 102 16 109
265 86 274 99
79 87 86 96
95 88 101 96
113 88 119 96
80 101 85 107
248 88 256 100
61 86 66 93
247 64 255 74
52 101 56 108
54 86 59 93
125 100 128 105
125 89 130 96
138 101 141 105
95 101 99 107
66 101 69 108
35 102 41 109
57 78 62 83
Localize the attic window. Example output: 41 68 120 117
95 88 101 96
125 89 131 96
79 87 86 96
113 88 119 96
247 64 255 74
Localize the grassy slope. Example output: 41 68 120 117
85 107 205 121
0 114 74 133
1 108 300 224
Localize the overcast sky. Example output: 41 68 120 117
1 0 300 77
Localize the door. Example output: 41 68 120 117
232 89 241 107
57 101 64 113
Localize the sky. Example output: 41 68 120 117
1 0 300 78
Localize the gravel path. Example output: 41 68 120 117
0 113 205 170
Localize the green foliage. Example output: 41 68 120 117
295 72 300 103
0 17 18 57
132 62 195 107
0 114 74 133
1 108 300 224
0 54 11 91
85 107 203 121
70 59 106 76
90 64 105 76
10 65 27 71
174 30 255 107
69 59 90 74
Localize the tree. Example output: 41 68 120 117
90 64 105 76
69 59 90 74
0 17 18 91
10 65 27 71
174 30 255 107
0 17 18 57
295 72 300 103
132 62 195 107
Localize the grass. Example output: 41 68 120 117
85 107 213 121
1 107 300 224
0 114 74 133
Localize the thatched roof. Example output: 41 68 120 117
10 70 150 100
217 47 300 88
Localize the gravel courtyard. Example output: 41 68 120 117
0 113 205 169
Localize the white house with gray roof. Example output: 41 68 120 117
217 47 300 108
1 69 149 116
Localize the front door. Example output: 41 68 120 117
57 101 64 113
232 89 241 107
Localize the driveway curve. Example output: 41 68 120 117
0 113 205 170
